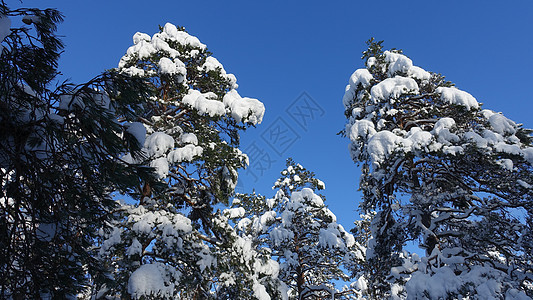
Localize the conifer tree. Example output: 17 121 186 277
232 159 364 299
94 23 276 299
0 2 150 298
342 39 533 298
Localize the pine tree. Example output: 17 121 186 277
232 159 364 299
94 23 273 299
0 2 150 298
342 39 533 298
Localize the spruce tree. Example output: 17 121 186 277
0 2 150 298
342 39 533 298
94 23 275 299
232 159 364 299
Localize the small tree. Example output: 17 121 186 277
0 2 150 298
342 39 533 298
95 23 275 299
232 159 364 299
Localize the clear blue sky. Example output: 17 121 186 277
13 0 533 237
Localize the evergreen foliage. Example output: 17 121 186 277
232 159 364 299
0 2 150 298
3 2 532 298
342 38 533 299
94 23 274 299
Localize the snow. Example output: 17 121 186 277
237 217 252 232
484 110 517 135
384 50 413 75
367 131 406 165
253 281 271 300
167 144 203 163
403 265 530 299
219 272 236 286
126 39 157 59
161 23 206 50
352 276 368 292
224 207 246 219
442 145 463 155
349 68 374 88
506 289 532 300
180 132 198 145
122 22 245 97
407 66 431 80
350 110 533 167
482 128 505 144
294 188 324 207
517 179 531 189
130 211 156 235
125 122 146 146
158 57 187 81
260 211 277 227
319 226 344 249
270 227 293 246
432 117 459 144
436 86 479 110
223 89 265 125
202 56 238 88
522 148 533 165
407 128 433 150
366 56 377 67
151 35 179 57
47 113 64 125
129 206 193 237
99 227 123 255
253 258 280 278
316 179 326 189
126 238 143 257
465 131 488 148
494 142 521 156
121 66 145 77
405 267 459 298
239 163 358 298
342 69 374 108
197 249 216 271
266 197 276 209
133 32 151 44
94 92 112 110
150 157 169 178
286 165 295 174
0 15 10 53
182 90 226 117
203 56 224 72
144 132 174 157
128 263 178 299
349 119 377 141
59 95 84 111
338 224 355 247
371 76 419 102
121 22 206 70
342 45 533 299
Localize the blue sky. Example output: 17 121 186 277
13 0 533 244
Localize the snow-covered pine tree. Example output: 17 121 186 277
231 159 364 299
342 39 533 298
95 23 274 299
0 3 151 298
